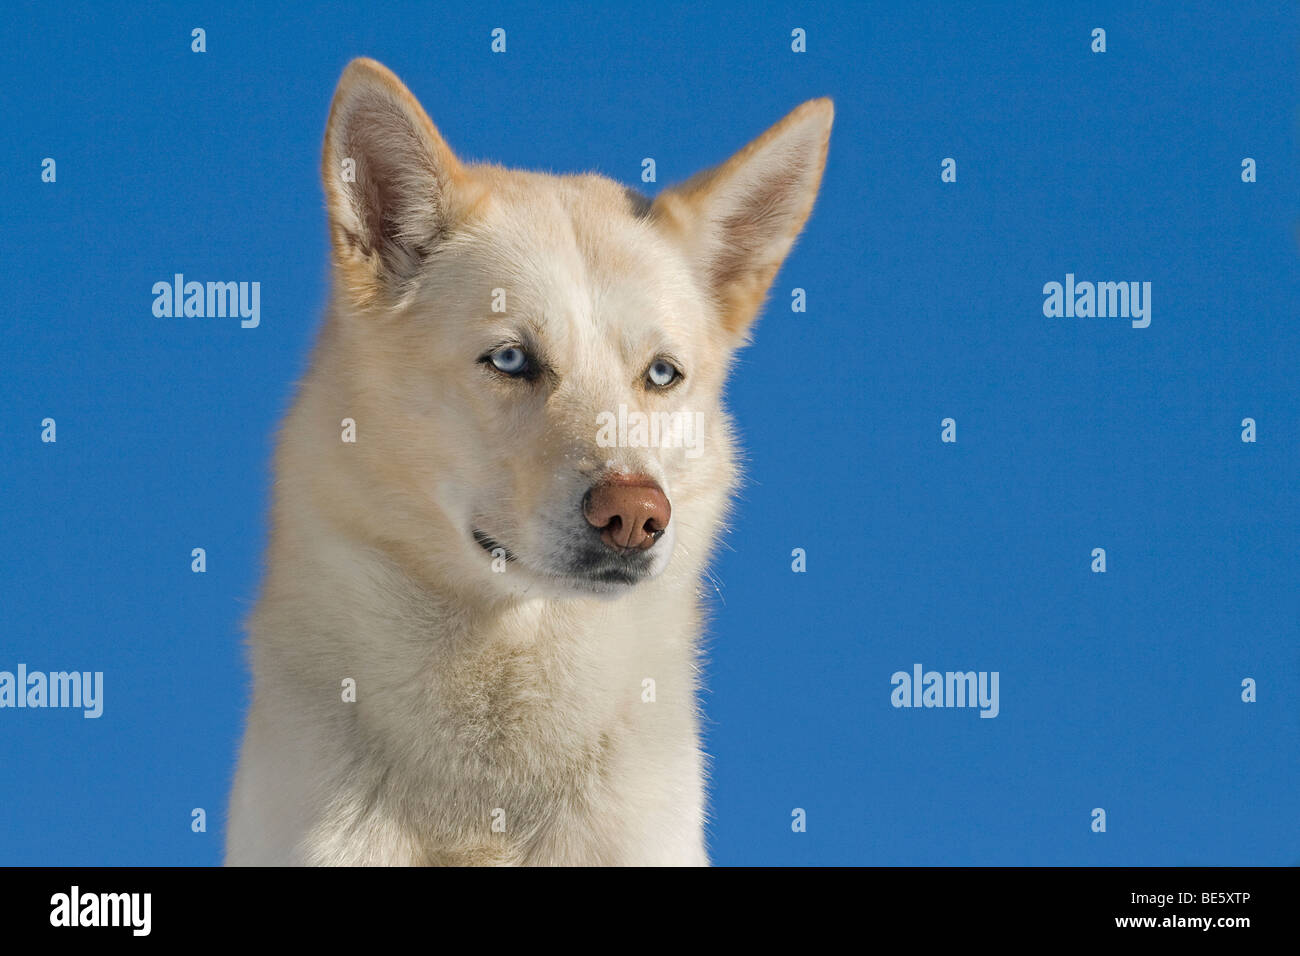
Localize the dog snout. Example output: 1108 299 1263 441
583 476 671 552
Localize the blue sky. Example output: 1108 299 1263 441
1 1 1296 865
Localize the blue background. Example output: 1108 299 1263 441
1 1 1296 866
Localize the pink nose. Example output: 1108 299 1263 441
583 476 671 552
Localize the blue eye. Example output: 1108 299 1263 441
488 346 531 377
647 359 680 388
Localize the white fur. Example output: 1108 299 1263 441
225 59 831 866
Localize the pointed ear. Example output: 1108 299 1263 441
651 99 833 339
322 58 479 304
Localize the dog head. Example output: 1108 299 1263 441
313 58 831 598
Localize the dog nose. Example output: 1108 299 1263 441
583 476 671 552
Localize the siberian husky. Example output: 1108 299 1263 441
226 58 832 865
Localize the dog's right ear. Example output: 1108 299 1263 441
650 99 832 343
322 58 478 305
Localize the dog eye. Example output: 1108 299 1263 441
646 359 680 389
486 346 533 378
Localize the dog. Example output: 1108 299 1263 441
225 57 831 865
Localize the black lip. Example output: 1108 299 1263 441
583 566 644 586
563 544 655 583
474 528 656 588
472 529 515 562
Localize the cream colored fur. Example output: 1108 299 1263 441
225 58 831 866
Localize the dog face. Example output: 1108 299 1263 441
316 59 831 598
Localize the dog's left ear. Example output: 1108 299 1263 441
321 58 481 306
651 99 833 340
